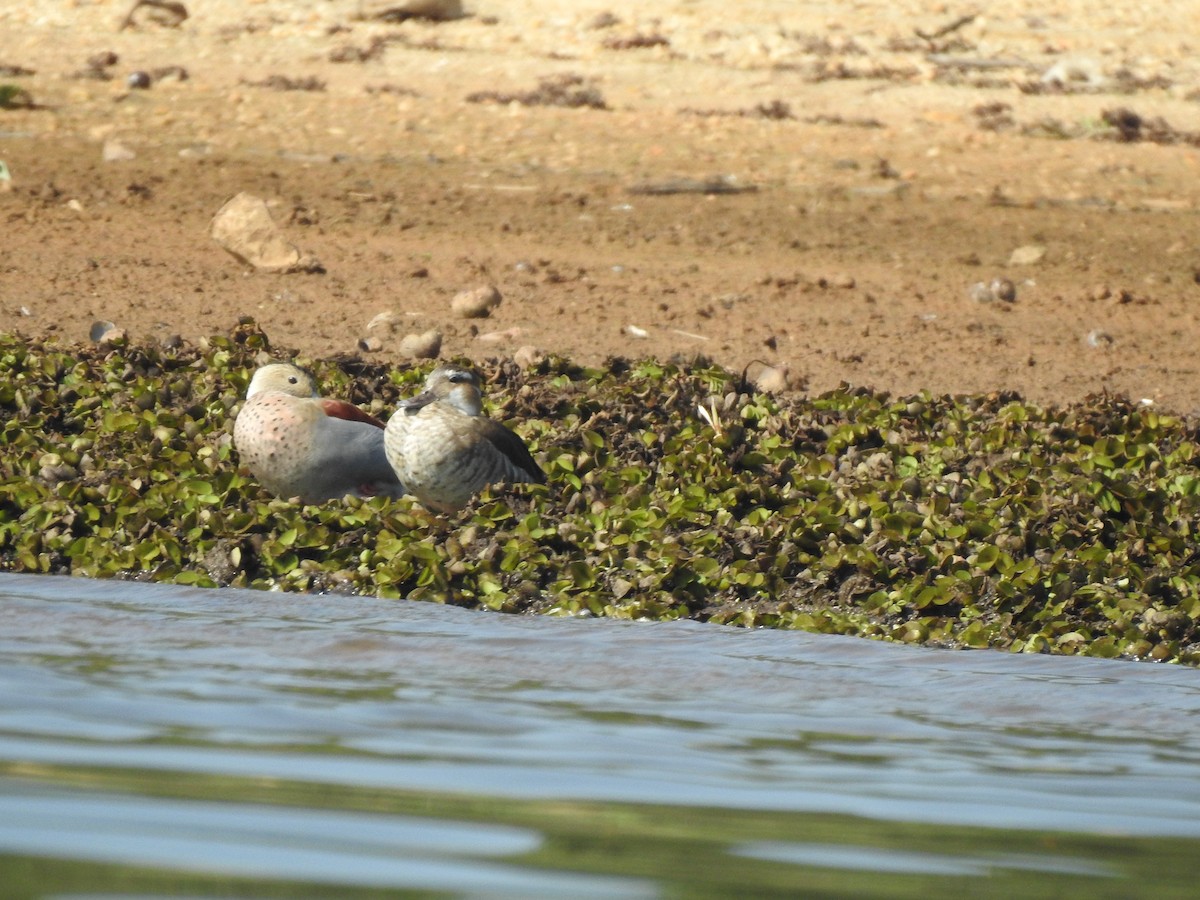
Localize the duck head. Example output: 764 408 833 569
246 363 317 399
400 366 484 416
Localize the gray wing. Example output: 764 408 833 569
311 418 406 498
478 419 545 485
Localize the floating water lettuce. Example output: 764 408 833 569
0 323 1197 665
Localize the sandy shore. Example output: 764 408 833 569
4 0 1200 408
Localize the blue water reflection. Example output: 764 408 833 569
2 572 1199 892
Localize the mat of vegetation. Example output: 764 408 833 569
1 323 1198 665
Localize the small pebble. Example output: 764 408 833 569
990 278 1016 302
1009 245 1046 266
968 282 993 303
398 329 442 359
89 320 118 342
126 71 152 90
1086 329 1114 349
450 284 502 318
102 139 136 162
513 345 545 368
754 363 793 394
97 328 127 348
970 278 1017 303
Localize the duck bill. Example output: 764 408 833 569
398 389 439 411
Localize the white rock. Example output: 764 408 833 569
102 139 136 162
209 192 321 273
754 363 793 394
451 284 502 318
513 345 545 368
398 329 442 359
1008 245 1046 266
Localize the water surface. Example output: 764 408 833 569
2 573 1198 897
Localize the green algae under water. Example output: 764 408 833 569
1 324 1200 663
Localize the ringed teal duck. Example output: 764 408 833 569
383 366 544 513
234 362 405 504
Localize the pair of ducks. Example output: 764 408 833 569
233 363 544 512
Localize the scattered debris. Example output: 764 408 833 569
602 33 670 51
624 324 649 338
973 101 1015 131
587 12 620 30
119 0 188 31
805 113 885 128
355 0 465 22
466 74 608 110
696 396 723 434
805 61 921 84
364 83 420 97
0 85 36 109
627 175 756 196
1086 329 1115 349
451 285 503 318
330 37 388 63
150 65 188 83
73 51 119 81
914 12 977 46
1021 59 1171 95
365 310 403 334
680 100 795 120
240 75 326 92
0 64 34 77
209 192 324 274
1097 107 1200 145
1040 58 1105 90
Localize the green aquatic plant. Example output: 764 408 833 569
0 323 1198 664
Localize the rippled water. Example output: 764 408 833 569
2 572 1199 897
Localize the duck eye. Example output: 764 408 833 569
288 375 298 384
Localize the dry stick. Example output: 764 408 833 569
118 0 188 32
915 12 978 43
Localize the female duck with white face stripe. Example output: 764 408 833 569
384 366 545 513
